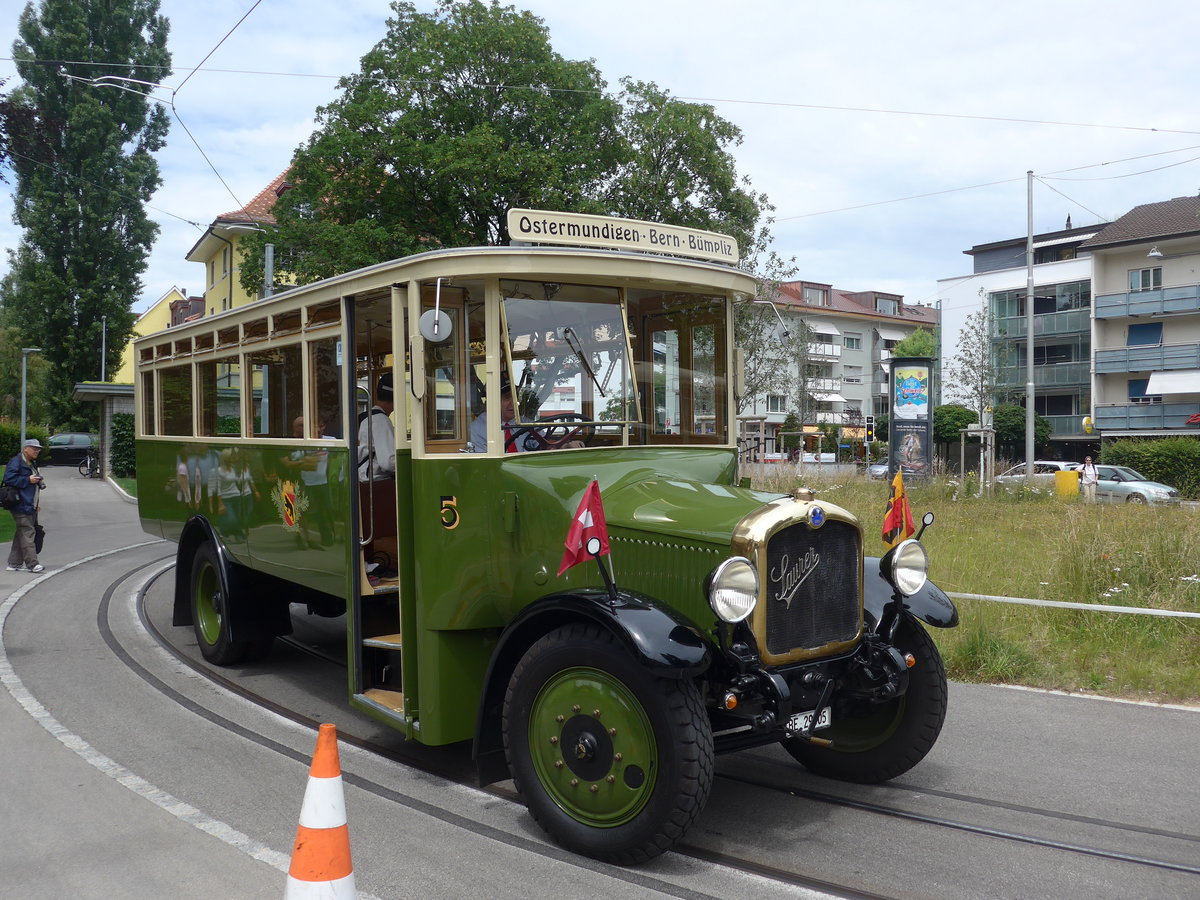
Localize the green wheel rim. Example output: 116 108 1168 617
194 562 223 647
528 666 657 828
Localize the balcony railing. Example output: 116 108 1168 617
1094 283 1200 319
1093 341 1200 374
995 361 1089 389
992 308 1090 339
1094 402 1199 431
808 342 842 359
1044 414 1085 437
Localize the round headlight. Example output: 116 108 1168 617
708 557 758 623
886 539 928 596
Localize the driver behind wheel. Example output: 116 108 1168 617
469 371 584 453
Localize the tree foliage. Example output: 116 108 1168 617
932 403 977 447
892 327 937 360
944 305 997 418
991 403 1051 458
1 0 170 427
241 0 771 292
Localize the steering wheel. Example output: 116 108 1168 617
505 414 596 451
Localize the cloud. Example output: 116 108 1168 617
3 0 1200 328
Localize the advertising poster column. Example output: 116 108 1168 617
888 356 933 479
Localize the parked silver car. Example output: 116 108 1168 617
1092 465 1181 504
867 457 890 479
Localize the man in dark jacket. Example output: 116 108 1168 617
5 438 45 573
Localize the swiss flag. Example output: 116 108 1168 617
557 480 611 576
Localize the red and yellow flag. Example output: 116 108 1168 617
882 470 915 549
558 480 611 576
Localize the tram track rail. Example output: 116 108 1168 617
122 560 1200 898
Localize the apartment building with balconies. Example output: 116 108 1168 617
744 280 938 436
1079 195 1200 438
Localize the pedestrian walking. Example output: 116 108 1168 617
1080 455 1099 503
5 438 46 573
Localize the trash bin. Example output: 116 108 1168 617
1054 469 1080 498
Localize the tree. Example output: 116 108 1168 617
2 0 170 427
240 0 772 292
991 403 1051 459
932 403 977 450
944 306 997 419
892 327 937 359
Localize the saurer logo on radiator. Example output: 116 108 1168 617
769 549 821 609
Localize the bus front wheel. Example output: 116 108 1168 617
502 622 713 865
189 543 270 665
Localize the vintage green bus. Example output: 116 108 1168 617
135 209 957 864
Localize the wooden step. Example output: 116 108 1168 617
361 688 405 713
363 633 403 649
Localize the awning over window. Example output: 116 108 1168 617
876 327 907 341
1032 233 1098 249
1145 370 1200 395
808 320 841 336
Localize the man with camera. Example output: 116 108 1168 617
4 438 46 573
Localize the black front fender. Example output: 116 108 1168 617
864 556 958 630
473 588 713 785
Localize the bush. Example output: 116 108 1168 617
0 418 51 466
110 413 136 477
1103 437 1200 499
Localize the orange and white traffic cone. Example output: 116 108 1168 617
285 723 356 899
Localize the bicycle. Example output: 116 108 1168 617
78 452 100 478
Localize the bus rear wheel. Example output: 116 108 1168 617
502 622 712 865
189 543 271 665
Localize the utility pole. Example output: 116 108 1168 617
1025 170 1036 483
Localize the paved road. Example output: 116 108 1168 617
2 475 1198 899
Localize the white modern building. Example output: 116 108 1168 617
937 221 1104 453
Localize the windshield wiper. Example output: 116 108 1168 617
562 326 606 398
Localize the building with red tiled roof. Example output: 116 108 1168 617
743 279 939 444
184 170 292 316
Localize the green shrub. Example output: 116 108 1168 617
110 413 136 477
1103 437 1200 499
0 418 51 467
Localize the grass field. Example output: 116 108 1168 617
752 469 1200 705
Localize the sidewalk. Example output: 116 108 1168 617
0 476 286 899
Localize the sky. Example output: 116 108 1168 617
4 0 1200 356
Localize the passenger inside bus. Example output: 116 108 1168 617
358 373 395 479
468 372 584 453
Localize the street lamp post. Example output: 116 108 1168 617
21 347 43 446
101 315 107 381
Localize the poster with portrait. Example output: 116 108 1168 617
889 357 933 478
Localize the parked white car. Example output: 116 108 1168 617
995 460 1079 487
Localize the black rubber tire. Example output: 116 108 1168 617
502 622 713 865
189 543 271 665
782 617 948 783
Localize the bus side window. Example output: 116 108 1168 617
309 337 343 439
160 364 194 436
246 345 302 438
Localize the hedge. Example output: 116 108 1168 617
0 419 52 468
110 413 136 478
1102 437 1200 499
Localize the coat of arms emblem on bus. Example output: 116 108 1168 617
272 479 310 530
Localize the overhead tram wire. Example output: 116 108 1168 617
777 142 1200 222
8 53 1200 139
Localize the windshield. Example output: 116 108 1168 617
501 281 636 425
